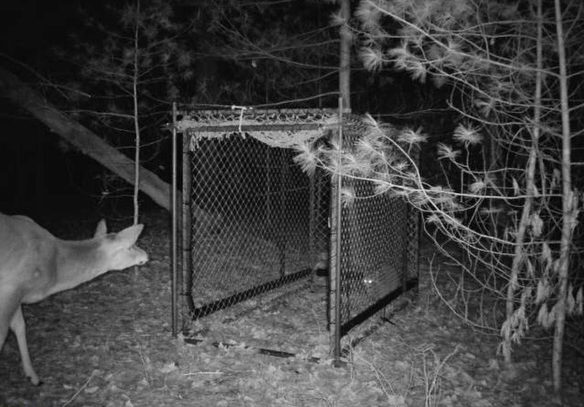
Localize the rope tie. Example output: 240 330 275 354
231 105 252 137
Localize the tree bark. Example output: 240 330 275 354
0 66 184 213
339 0 351 111
552 0 573 394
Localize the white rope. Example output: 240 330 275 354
231 105 252 137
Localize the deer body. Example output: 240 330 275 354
0 212 148 385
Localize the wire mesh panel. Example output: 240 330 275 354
310 166 332 271
186 134 313 318
329 117 420 353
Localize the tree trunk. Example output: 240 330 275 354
339 0 351 111
552 0 573 394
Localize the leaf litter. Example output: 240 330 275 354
0 210 582 406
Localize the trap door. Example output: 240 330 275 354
176 109 339 321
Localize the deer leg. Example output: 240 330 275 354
11 305 40 385
0 287 19 353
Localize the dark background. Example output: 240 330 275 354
0 0 449 220
0 0 100 217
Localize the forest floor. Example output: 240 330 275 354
1 208 582 407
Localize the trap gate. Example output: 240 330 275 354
170 107 419 362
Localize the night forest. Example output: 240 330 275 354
1 1 583 406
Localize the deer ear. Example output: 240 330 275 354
116 224 144 246
94 220 107 238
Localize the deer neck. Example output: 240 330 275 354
46 238 109 296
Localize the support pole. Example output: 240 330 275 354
171 102 178 337
309 171 316 285
182 124 195 314
331 98 345 367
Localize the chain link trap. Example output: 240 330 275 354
170 107 419 365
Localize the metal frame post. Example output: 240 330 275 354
331 98 344 366
182 125 194 314
171 102 178 337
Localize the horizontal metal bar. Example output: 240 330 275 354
190 268 313 320
341 278 418 336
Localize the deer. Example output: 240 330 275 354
0 212 148 385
